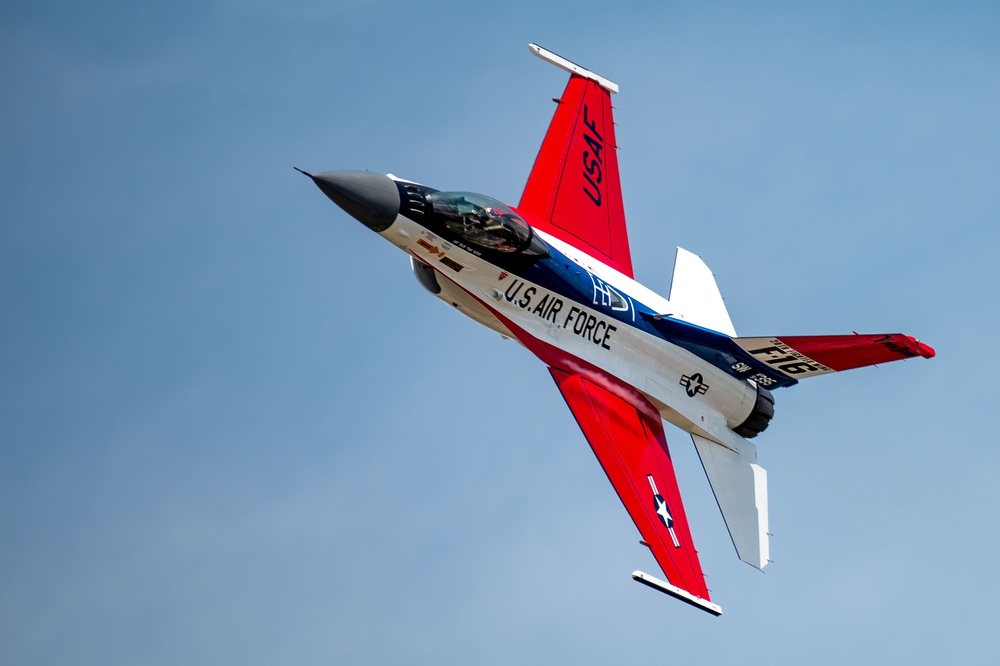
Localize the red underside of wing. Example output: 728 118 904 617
448 281 709 601
518 75 633 278
549 369 710 601
776 333 937 371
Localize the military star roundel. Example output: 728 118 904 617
647 474 680 548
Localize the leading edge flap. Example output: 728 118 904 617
549 368 712 606
519 49 633 278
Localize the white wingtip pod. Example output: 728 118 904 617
528 43 619 94
632 571 723 616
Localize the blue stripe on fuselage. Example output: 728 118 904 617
509 246 798 390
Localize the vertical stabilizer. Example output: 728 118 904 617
668 248 737 336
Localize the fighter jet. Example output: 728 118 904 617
299 44 934 615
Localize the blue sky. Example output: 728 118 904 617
2 2 998 663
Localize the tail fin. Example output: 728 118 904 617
667 248 737 336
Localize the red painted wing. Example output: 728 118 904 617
518 75 633 278
549 368 711 602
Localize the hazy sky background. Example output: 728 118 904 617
2 1 998 664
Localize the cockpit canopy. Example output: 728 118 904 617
427 192 533 253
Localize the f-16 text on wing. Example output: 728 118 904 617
298 44 935 615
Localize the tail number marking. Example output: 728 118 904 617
747 340 831 376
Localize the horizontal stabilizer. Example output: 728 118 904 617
733 333 936 380
692 433 769 570
632 571 722 616
668 248 737 337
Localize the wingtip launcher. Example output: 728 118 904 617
632 571 723 616
528 43 619 94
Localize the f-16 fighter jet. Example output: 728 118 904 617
299 44 935 615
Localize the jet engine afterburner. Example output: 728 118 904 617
732 385 775 438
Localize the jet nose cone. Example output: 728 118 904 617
307 170 400 232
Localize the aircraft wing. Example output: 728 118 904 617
518 45 634 278
549 368 719 614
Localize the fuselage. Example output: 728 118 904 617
366 176 768 449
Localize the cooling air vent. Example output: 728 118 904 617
395 181 438 222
